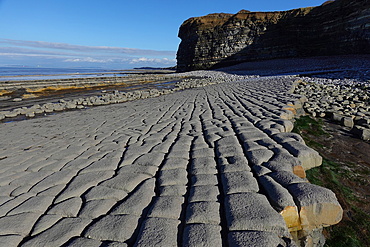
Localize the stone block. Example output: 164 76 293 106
341 117 354 128
218 155 250 173
258 176 300 232
269 171 308 188
48 197 82 217
134 217 180 247
245 148 274 166
288 183 343 231
100 172 150 193
65 237 102 247
188 185 219 202
23 217 91 247
0 212 40 236
78 199 117 219
282 141 322 170
84 185 128 202
351 126 370 141
228 231 286 247
186 201 220 225
224 193 290 237
183 224 222 247
191 174 218 186
158 168 188 186
111 178 155 216
159 185 187 196
162 157 189 170
84 215 139 242
147 196 184 219
221 171 259 194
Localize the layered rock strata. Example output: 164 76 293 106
0 72 342 246
177 0 370 71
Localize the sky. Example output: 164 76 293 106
0 0 327 69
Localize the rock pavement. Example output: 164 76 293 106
0 73 342 247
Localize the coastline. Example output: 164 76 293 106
0 56 369 245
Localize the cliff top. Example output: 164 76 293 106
180 6 316 32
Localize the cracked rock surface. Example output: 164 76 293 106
0 73 342 247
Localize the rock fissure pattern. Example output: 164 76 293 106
0 75 342 247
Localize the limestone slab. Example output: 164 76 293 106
158 168 187 186
148 196 184 219
224 193 290 237
54 171 116 204
48 197 82 217
0 212 40 236
23 217 91 246
134 217 180 247
183 224 222 247
188 185 219 202
84 214 139 242
100 172 150 193
186 201 220 225
84 185 128 202
221 171 259 194
228 231 285 247
111 178 155 216
78 199 117 219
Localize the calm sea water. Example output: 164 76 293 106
0 67 127 81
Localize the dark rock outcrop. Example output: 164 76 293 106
176 0 370 72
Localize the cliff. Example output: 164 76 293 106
176 0 370 72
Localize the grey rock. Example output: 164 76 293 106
111 178 155 216
48 197 82 217
100 172 151 193
269 171 308 188
228 231 286 247
55 170 115 203
183 224 222 247
258 175 297 212
245 148 274 166
282 141 322 170
23 217 91 247
148 196 184 219
218 155 250 173
84 214 139 242
158 168 187 186
186 201 220 224
159 185 187 196
224 193 290 236
191 174 218 186
7 195 54 215
162 157 189 171
221 171 259 194
30 214 63 236
188 185 219 202
134 217 180 247
0 212 40 236
65 237 102 247
0 235 23 247
78 199 117 219
84 185 128 202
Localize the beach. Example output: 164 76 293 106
0 68 346 246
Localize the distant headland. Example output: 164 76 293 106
176 0 370 72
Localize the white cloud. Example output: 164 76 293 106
64 57 114 63
0 38 176 56
130 57 176 64
0 38 176 68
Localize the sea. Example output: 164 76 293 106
0 67 128 81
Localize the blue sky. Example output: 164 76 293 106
0 0 326 69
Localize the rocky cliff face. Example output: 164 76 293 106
176 0 370 72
